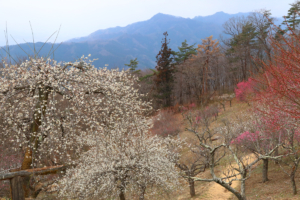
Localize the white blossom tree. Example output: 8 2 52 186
58 129 182 200
56 75 182 200
0 55 182 199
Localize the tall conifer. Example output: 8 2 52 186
154 32 174 107
283 0 300 31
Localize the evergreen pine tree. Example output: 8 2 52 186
173 40 197 64
283 0 300 31
125 58 140 75
154 32 174 107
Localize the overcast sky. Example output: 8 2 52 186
0 0 295 46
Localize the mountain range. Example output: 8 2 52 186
0 12 282 69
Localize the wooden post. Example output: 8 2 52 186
10 176 25 200
0 165 68 200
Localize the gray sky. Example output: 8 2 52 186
0 0 295 46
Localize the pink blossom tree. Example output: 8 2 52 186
235 78 254 104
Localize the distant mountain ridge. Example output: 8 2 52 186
67 12 249 43
0 12 281 69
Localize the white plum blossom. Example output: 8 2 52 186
0 55 182 199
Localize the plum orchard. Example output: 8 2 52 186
0 56 182 199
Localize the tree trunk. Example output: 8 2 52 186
20 148 33 198
215 180 246 200
262 159 269 182
20 88 49 197
119 189 126 200
222 103 225 111
188 179 196 197
10 176 25 200
274 146 279 164
291 175 297 195
139 186 146 200
21 148 33 170
240 173 246 199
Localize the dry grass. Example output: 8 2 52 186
196 99 300 200
160 99 251 200
171 99 300 200
237 160 299 200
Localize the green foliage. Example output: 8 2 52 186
139 69 158 82
225 22 257 64
172 40 197 64
234 23 256 48
260 10 273 38
283 0 300 30
125 58 141 74
275 25 286 40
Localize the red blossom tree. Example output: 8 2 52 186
249 22 300 194
254 24 300 118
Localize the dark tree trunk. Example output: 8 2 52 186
23 176 31 198
222 103 225 111
188 179 196 197
119 189 126 200
291 175 297 195
179 91 183 105
10 176 25 200
262 159 269 182
215 180 246 200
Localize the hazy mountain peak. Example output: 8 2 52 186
7 11 273 70
150 13 183 21
193 11 251 25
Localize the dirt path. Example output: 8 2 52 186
202 154 257 200
176 154 258 200
173 102 255 200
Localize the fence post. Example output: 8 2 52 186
10 176 25 200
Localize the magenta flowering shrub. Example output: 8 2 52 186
231 131 260 144
235 78 254 102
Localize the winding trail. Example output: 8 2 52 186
202 154 257 200
176 154 258 200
